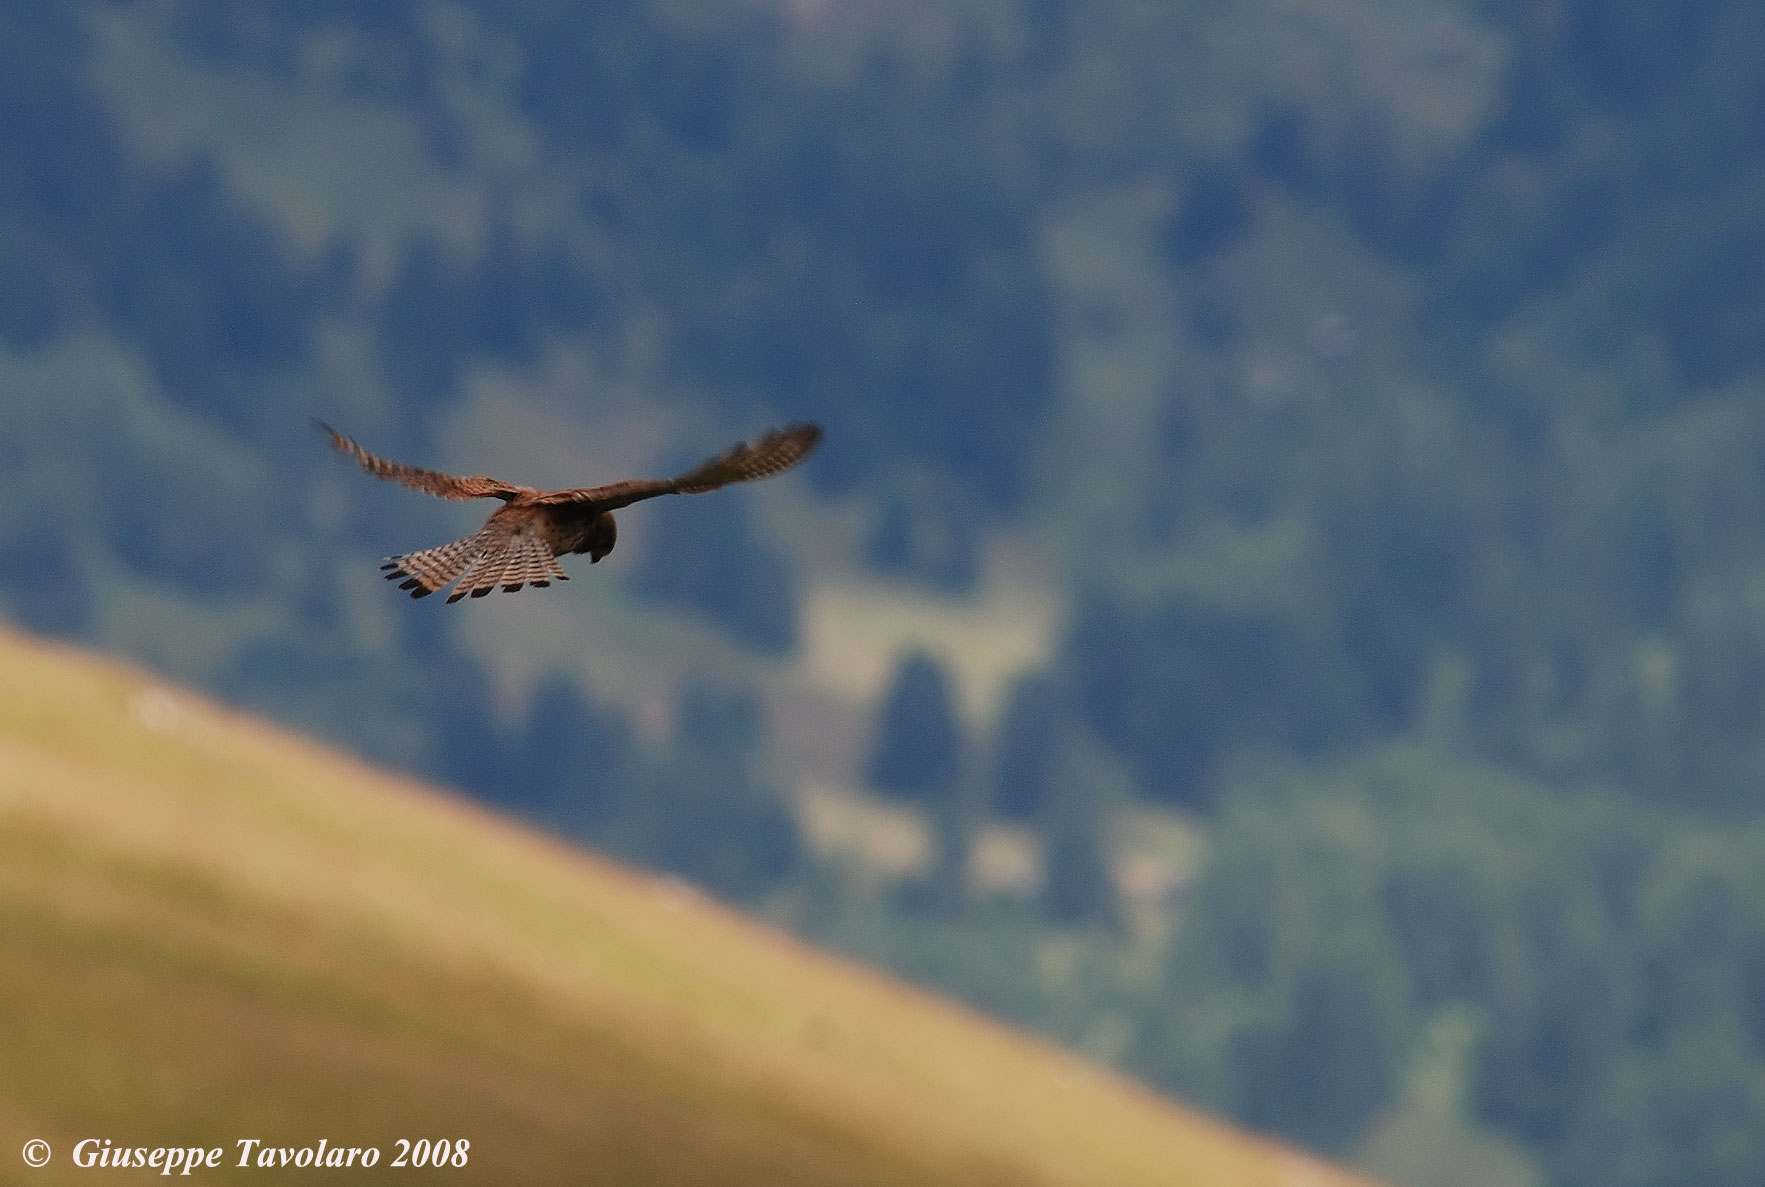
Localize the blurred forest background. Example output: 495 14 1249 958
5 1 1765 1184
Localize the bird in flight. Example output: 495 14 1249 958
320 420 821 603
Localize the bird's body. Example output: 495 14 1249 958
320 421 820 603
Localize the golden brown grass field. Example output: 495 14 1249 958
0 626 1377 1187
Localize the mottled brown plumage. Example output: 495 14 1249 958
319 421 821 603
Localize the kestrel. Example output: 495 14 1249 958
320 420 821 603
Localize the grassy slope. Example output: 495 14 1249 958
0 627 1374 1187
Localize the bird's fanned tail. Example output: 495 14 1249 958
383 530 569 602
454 533 567 600
381 532 493 600
491 534 568 593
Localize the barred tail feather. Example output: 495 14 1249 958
381 532 490 600
455 537 542 597
382 528 568 603
493 542 530 593
497 536 567 592
446 547 502 603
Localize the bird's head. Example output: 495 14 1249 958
588 512 617 562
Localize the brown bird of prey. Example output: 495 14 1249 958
320 420 821 603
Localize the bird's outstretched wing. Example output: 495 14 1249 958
317 421 530 501
531 422 822 511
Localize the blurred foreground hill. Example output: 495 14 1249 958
0 626 1377 1187
4 1 1765 1185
